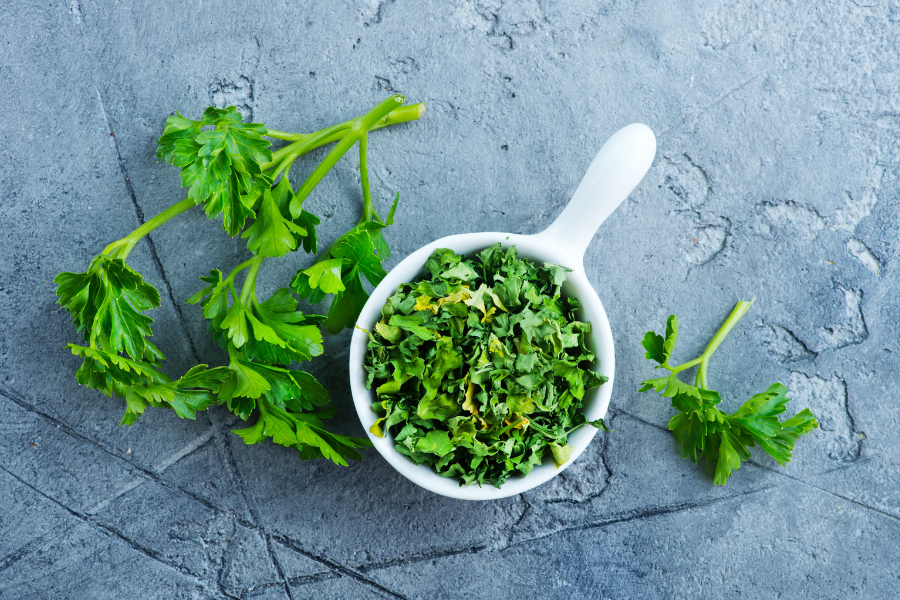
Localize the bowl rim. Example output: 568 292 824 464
348 231 615 500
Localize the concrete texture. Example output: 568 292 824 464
1 0 898 598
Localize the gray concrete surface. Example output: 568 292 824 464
1 0 898 598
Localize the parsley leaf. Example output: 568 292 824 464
67 344 227 424
241 187 306 258
55 255 160 360
642 314 678 365
639 302 819 485
291 200 398 334
157 106 273 236
233 398 370 466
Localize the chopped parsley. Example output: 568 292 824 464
363 244 609 487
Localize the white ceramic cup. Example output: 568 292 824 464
349 123 657 500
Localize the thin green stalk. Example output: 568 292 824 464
268 153 296 180
288 96 404 217
527 420 560 440
668 356 703 374
377 103 426 128
359 133 373 223
262 121 351 170
263 129 308 142
261 102 424 172
264 102 423 153
225 258 255 284
497 417 525 437
102 197 196 259
694 300 755 389
239 254 265 305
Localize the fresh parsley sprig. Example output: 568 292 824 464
639 301 818 485
55 95 425 465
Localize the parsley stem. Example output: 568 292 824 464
263 122 349 171
225 258 255 284
669 356 703 374
268 153 296 180
527 420 560 440
694 299 755 389
359 133 374 223
262 102 424 172
265 103 424 144
263 129 307 141
288 96 404 218
497 417 525 437
239 255 264 305
103 197 197 260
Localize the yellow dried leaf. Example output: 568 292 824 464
503 417 529 431
464 283 489 315
462 380 478 415
414 295 439 314
487 289 507 312
462 381 488 429
437 286 472 306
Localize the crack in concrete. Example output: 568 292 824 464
817 455 873 477
816 282 869 352
847 238 882 275
82 429 219 516
0 465 209 587
238 580 289 599
356 544 487 574
285 570 342 587
265 533 295 600
246 543 493 595
657 153 731 267
609 407 892 523
605 404 668 433
363 0 397 26
789 371 864 464
752 462 898 522
539 419 613 506
0 387 221 514
238 571 341 597
272 534 410 600
0 528 69 575
213 429 294 598
504 484 790 550
153 426 219 473
92 86 201 364
65 0 83 28
513 495 531 527
658 71 767 139
758 322 818 362
759 174 884 274
0 391 317 596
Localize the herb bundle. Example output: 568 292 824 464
55 95 424 465
363 244 609 487
640 301 819 484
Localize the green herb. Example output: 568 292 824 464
363 244 609 487
639 301 819 485
55 95 425 465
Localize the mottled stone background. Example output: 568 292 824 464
1 1 898 598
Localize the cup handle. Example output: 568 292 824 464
536 123 656 267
